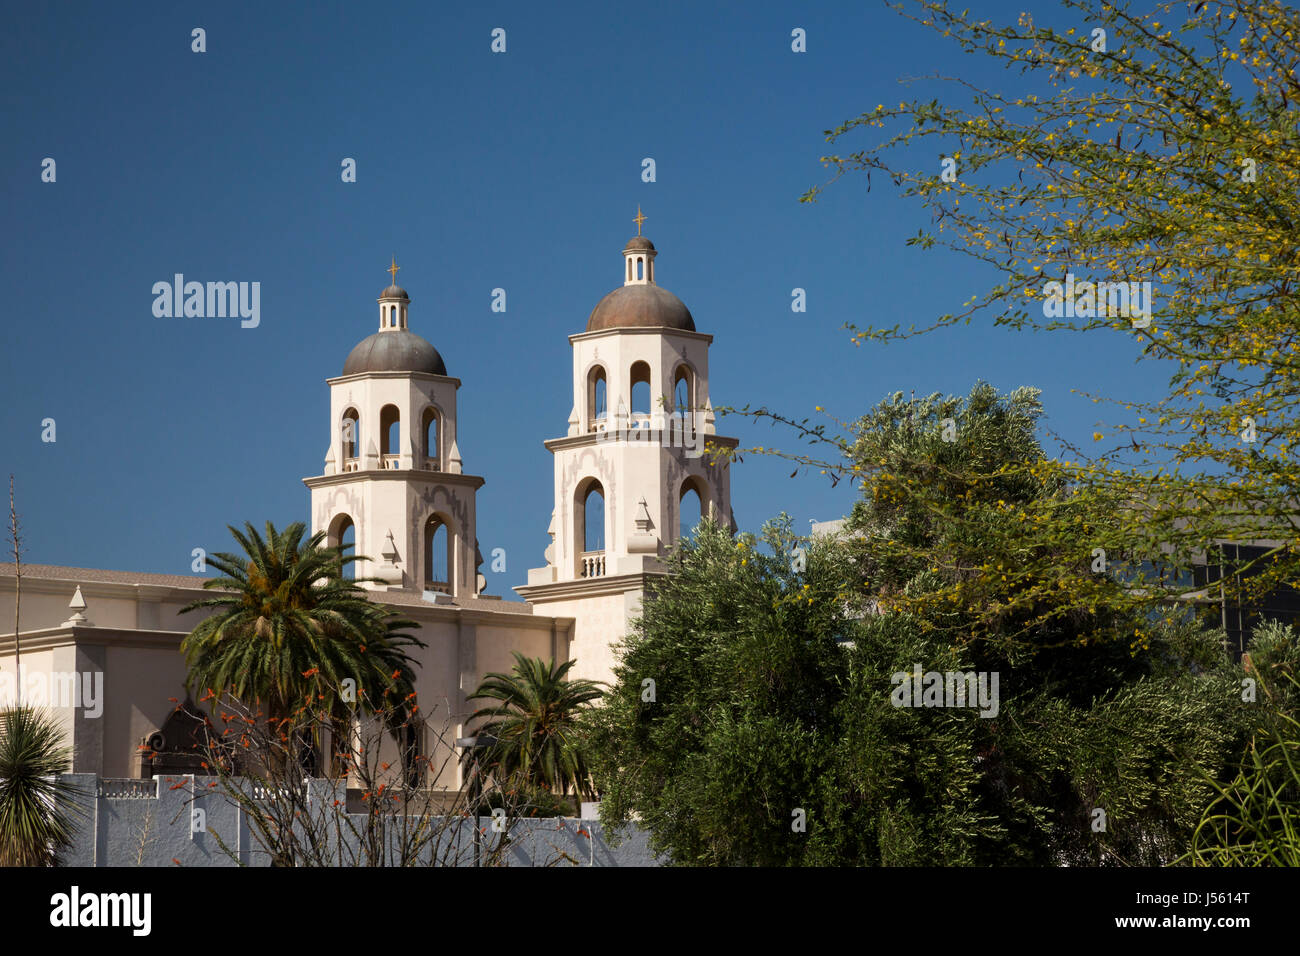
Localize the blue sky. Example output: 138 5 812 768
1 0 1161 592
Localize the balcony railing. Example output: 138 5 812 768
381 454 400 470
580 551 606 578
99 778 159 799
342 456 359 473
424 579 450 594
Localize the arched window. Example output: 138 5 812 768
636 257 644 280
424 515 450 593
380 404 400 466
330 514 356 580
587 366 608 429
630 361 651 417
582 483 605 553
422 407 440 470
342 409 360 465
680 483 702 541
673 366 691 415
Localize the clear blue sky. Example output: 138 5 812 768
1 0 1159 592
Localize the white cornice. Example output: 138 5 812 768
567 328 714 346
325 370 462 387
0 626 189 654
541 432 740 453
302 470 486 490
514 570 668 602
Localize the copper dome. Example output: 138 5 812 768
343 330 447 376
586 283 696 333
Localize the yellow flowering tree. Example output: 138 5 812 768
731 0 1300 648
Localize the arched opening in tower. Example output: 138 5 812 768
380 404 401 468
424 515 451 593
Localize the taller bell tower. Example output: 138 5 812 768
517 216 738 683
304 263 485 599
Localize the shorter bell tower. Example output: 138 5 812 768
304 261 485 599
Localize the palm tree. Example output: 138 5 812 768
180 521 424 773
0 706 84 866
465 653 604 800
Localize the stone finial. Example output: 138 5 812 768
544 510 557 566
381 529 400 565
627 498 659 555
448 439 463 475
635 498 654 532
64 585 91 626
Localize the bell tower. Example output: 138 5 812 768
304 261 485 599
518 214 738 683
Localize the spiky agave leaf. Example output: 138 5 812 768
0 706 85 867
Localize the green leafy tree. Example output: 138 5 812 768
180 521 424 772
591 387 1255 865
465 653 604 801
0 706 84 866
586 516 857 865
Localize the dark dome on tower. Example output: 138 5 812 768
344 279 445 375
343 330 447 376
586 283 695 332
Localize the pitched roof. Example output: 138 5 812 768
0 563 210 589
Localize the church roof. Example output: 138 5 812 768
343 329 448 376
0 562 209 589
586 282 696 333
379 285 409 300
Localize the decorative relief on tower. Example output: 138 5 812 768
410 485 469 535
318 487 360 531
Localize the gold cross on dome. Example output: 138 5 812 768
387 256 400 286
633 206 647 236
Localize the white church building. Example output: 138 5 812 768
0 220 737 788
